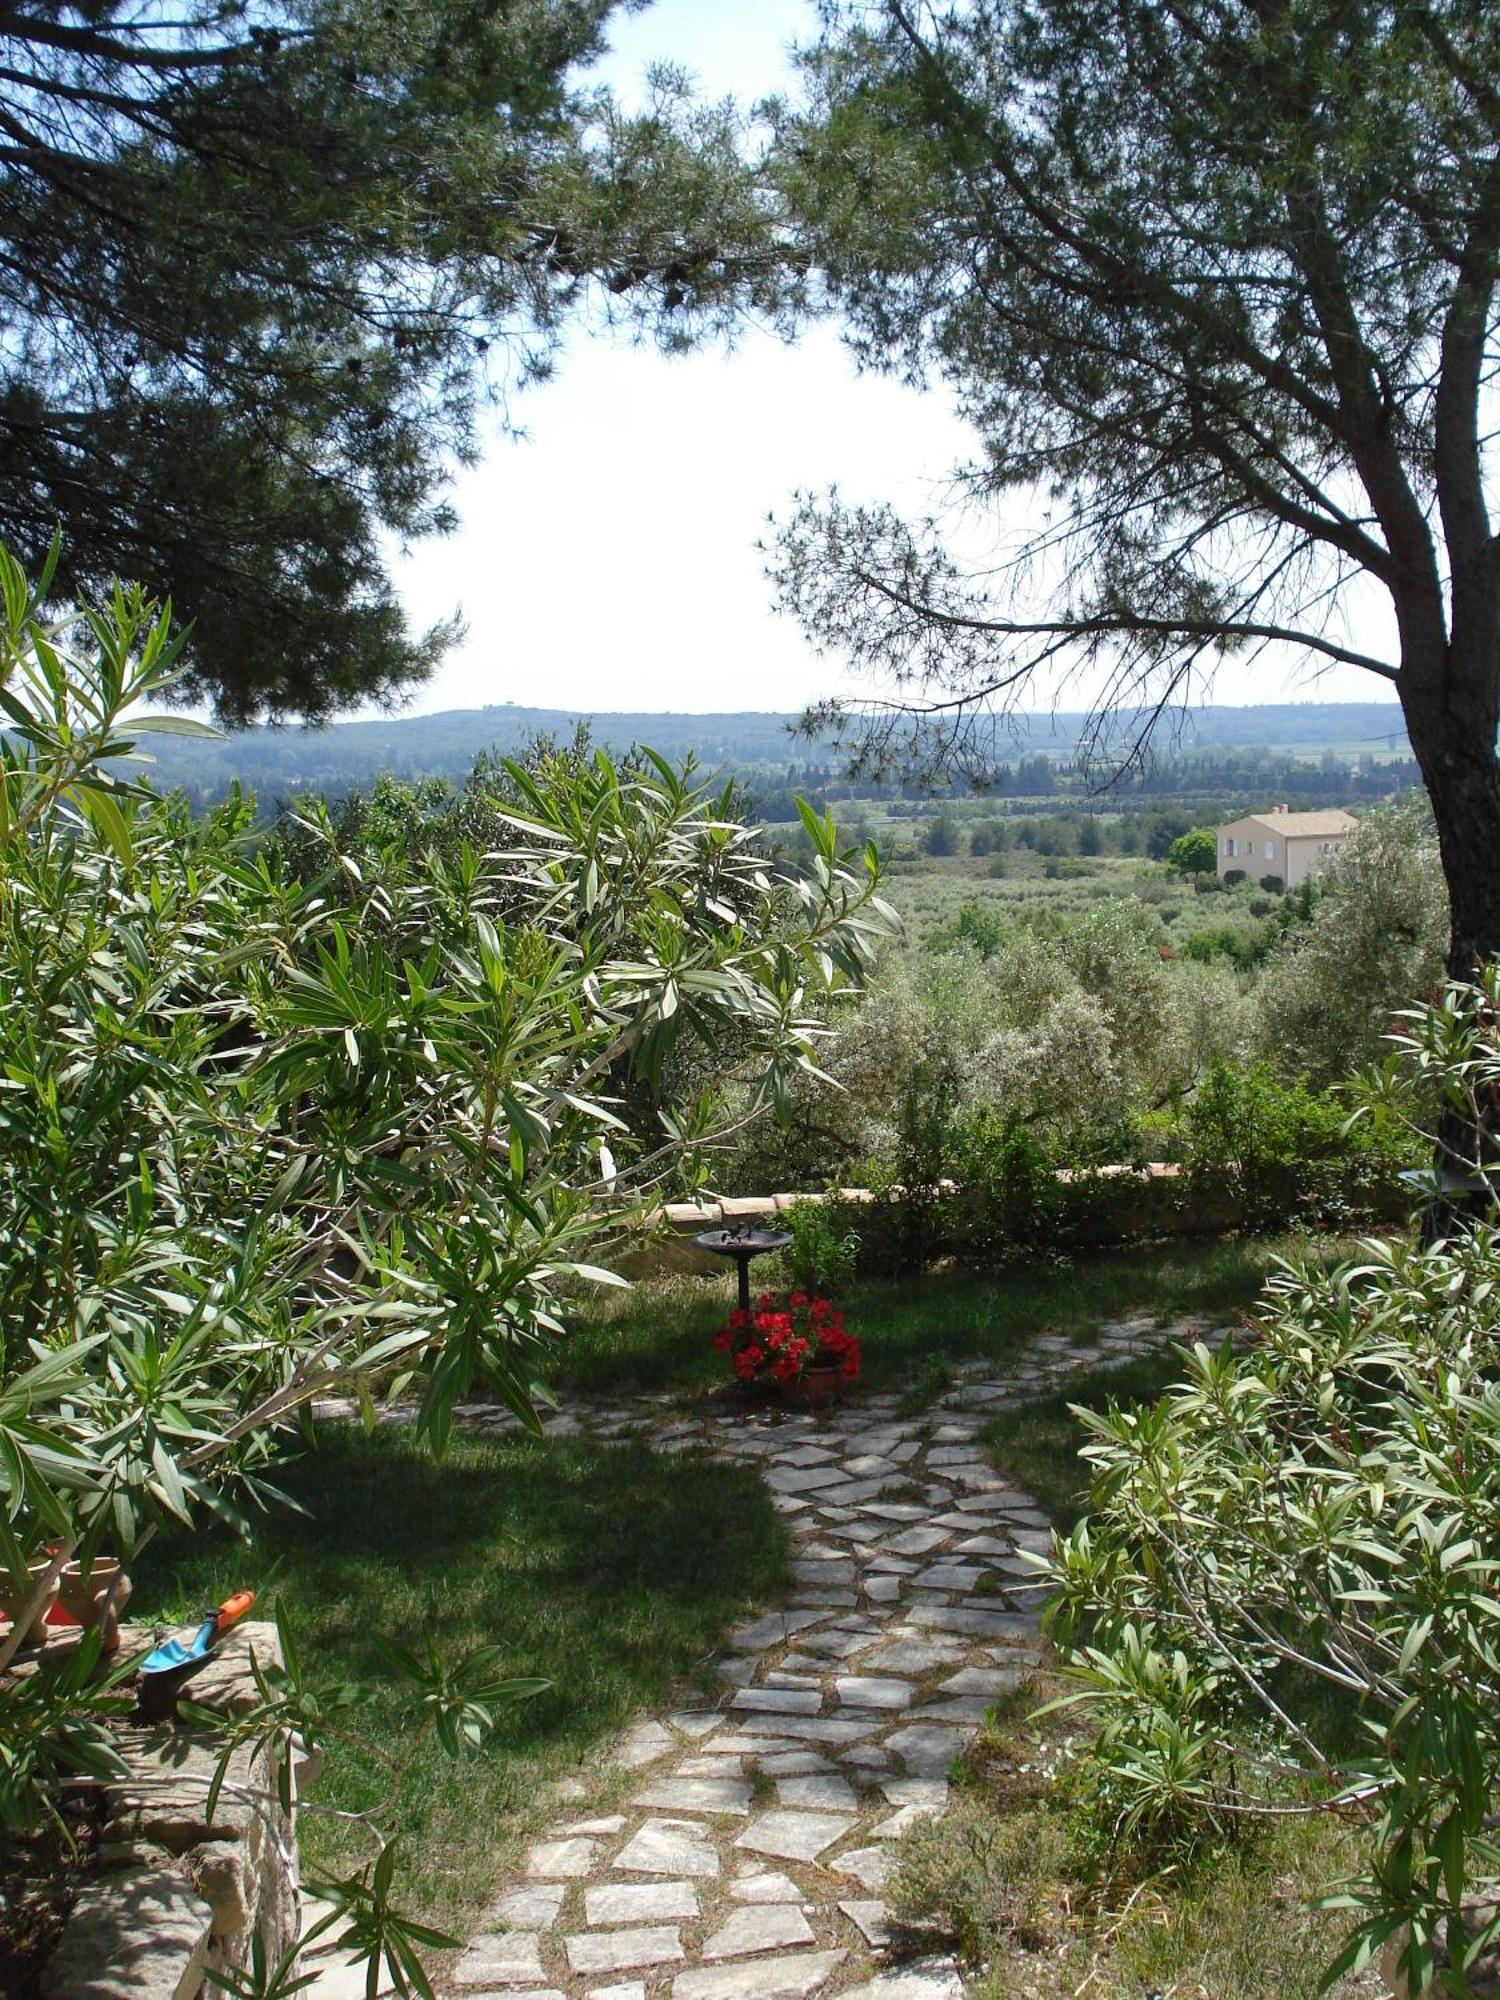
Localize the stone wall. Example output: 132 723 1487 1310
42 1621 299 2000
616 1164 1409 1280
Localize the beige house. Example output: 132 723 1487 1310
1218 806 1358 887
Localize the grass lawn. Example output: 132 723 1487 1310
548 1230 1350 1404
129 1422 788 1932
981 1346 1191 1527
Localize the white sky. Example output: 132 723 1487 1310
387 0 1396 721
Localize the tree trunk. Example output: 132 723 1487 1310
1398 662 1500 1227
1399 667 1500 980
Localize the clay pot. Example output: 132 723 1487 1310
58 1557 132 1654
1 1557 61 1648
779 1362 844 1411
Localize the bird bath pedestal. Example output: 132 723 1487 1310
692 1223 793 1315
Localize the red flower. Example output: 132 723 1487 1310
789 1290 808 1308
728 1307 750 1331
712 1331 732 1353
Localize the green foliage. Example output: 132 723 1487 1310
778 1199 862 1294
1258 799 1448 1088
1185 1059 1411 1231
0 547 888 1918
1046 978 1500 1995
4 4 784 720
1167 829 1218 875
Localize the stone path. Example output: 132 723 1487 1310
324 1311 1222 2000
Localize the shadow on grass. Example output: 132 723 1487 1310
130 1423 788 1926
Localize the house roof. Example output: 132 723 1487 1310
1227 809 1359 838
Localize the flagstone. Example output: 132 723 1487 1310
835 1961 964 2000
730 1610 828 1649
885 1725 973 1776
563 1927 685 1975
733 1714 873 1744
615 1819 721 1879
484 1884 565 1930
735 1810 856 1862
585 1881 701 1926
524 1837 599 1879
731 1871 803 1903
672 1948 845 2000
732 1686 823 1715
939 1665 1027 1695
885 1527 951 1557
837 1901 894 1948
633 1775 753 1816
834 1676 914 1710
911 1563 983 1592
830 1846 891 1892
454 1932 547 1987
614 1720 677 1769
775 1773 859 1811
701 1905 816 1959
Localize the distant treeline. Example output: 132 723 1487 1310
127 699 1415 817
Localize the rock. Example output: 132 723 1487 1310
730 1872 803 1903
185 1840 253 1935
453 1931 548 1988
583 1881 701 1926
885 1726 972 1777
41 1872 213 1999
672 1948 845 2000
524 1835 600 1878
563 1927 685 1974
633 1775 753 1816
614 1818 721 1879
701 1906 815 1959
735 1811 855 1863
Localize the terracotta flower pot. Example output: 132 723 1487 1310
58 1557 132 1654
779 1362 845 1410
1 1557 61 1648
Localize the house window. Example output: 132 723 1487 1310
1264 840 1274 860
1226 837 1236 857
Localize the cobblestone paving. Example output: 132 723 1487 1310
303 1315 1228 2000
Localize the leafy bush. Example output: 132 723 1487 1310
1184 1059 1411 1230
1224 867 1247 885
1167 828 1218 875
1257 798 1447 1087
1259 873 1284 893
779 1197 861 1293
0 549 889 1949
1046 976 1500 1996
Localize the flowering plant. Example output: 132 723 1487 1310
713 1291 861 1387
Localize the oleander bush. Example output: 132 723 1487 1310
1045 973 1500 1997
0 546 889 1980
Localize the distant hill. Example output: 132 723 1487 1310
131 698 1413 810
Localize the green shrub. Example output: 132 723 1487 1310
1259 873 1284 893
1223 867 1247 885
1047 975 1500 1995
1184 1059 1410 1230
779 1197 861 1293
